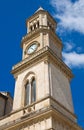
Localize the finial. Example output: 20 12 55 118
35 7 44 13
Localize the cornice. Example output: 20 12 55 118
0 96 81 130
0 95 76 121
51 107 82 130
11 46 73 80
0 105 81 130
11 46 48 75
0 107 51 130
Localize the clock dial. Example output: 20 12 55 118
27 43 38 54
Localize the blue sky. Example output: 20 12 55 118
0 0 84 128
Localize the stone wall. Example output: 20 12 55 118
0 92 13 117
50 62 74 113
0 96 6 117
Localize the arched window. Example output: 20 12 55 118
24 77 36 106
37 21 39 28
34 24 36 30
30 26 32 31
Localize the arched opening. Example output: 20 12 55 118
30 26 32 31
24 76 36 106
34 24 36 30
37 21 39 28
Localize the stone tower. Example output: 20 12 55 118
0 7 82 130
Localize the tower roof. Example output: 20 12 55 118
35 7 44 13
26 7 57 26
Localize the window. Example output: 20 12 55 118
34 24 36 30
31 78 36 103
37 21 39 28
30 26 32 31
25 81 30 106
25 77 36 106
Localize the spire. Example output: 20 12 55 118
35 7 44 13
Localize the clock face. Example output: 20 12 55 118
27 43 38 54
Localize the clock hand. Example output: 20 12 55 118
31 47 34 50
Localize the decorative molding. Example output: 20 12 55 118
21 27 62 48
0 96 76 126
11 46 73 80
23 105 35 115
0 104 81 130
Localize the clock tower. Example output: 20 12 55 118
12 7 73 112
0 7 82 130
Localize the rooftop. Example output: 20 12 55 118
35 7 44 13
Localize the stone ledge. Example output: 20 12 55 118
21 27 62 48
0 96 77 129
11 46 73 80
0 105 81 130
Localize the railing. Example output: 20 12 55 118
22 25 55 42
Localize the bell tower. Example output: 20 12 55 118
10 7 81 130
22 7 62 60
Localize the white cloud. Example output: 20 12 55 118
63 42 75 52
50 0 84 34
50 0 84 68
63 51 84 68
